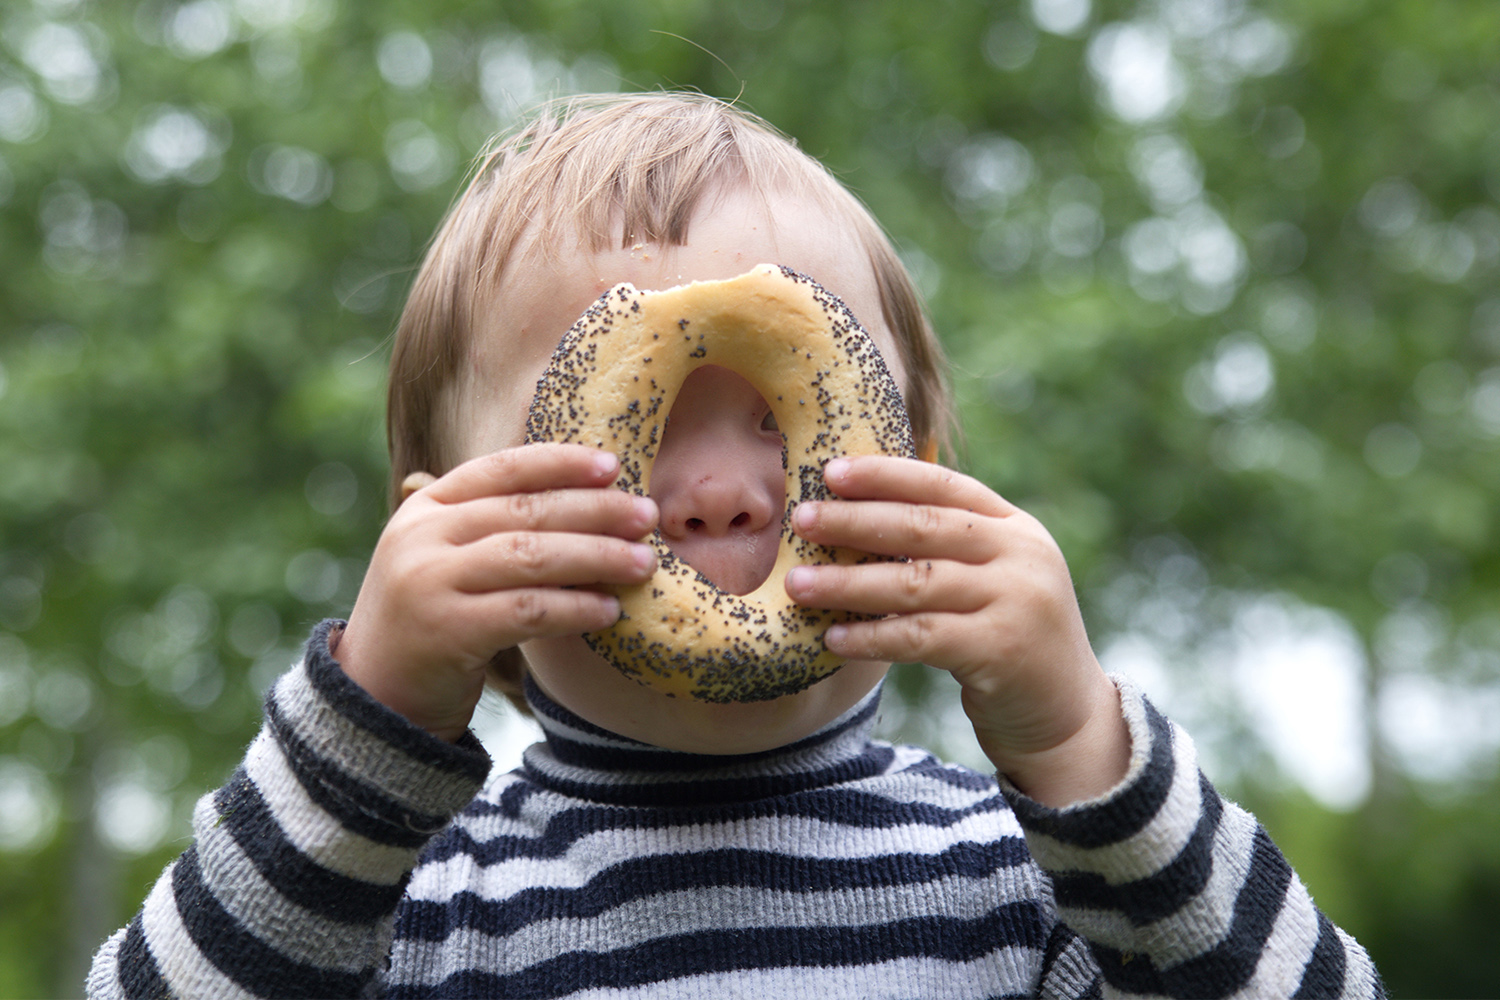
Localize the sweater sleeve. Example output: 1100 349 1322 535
86 620 492 1000
1006 676 1384 1000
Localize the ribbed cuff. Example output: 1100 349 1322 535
274 619 492 822
999 674 1179 848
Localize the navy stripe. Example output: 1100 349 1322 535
213 768 409 924
524 672 879 754
1090 942 1162 994
397 839 1033 942
1040 923 1101 999
540 709 878 773
523 672 639 743
527 673 882 775
117 914 171 1000
492 774 546 818
1094 825 1294 998
1006 698 1175 849
905 754 1001 791
389 905 1048 998
304 620 491 783
432 786 1012 865
1292 910 1348 999
265 692 443 849
525 743 897 806
1050 771 1222 923
170 846 369 999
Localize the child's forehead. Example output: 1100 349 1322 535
448 186 904 461
490 187 892 356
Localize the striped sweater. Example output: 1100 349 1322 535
89 620 1382 998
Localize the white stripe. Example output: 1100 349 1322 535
417 804 1027 904
887 742 933 772
1054 797 1260 961
1337 924 1381 999
884 744 1008 808
241 728 419 885
191 794 389 974
825 761 1006 811
84 927 129 1000
1020 715 1204 883
393 865 1048 984
1230 872 1320 999
467 758 1014 824
275 662 482 814
466 776 1014 845
388 941 1043 997
138 861 258 1000
587 954 1039 1000
471 762 1006 845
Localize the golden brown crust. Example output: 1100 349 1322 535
525 264 915 702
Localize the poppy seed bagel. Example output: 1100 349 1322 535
524 263 915 702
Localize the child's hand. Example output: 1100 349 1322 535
335 444 658 742
785 456 1129 807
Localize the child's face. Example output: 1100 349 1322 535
458 186 905 753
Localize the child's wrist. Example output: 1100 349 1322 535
987 677 1131 809
328 622 474 743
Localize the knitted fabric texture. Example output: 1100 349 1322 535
88 620 1383 999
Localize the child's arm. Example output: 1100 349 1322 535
89 443 657 998
787 454 1384 998
786 455 1127 805
88 621 491 999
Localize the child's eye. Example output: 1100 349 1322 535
760 409 780 433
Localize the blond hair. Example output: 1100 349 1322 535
384 92 954 707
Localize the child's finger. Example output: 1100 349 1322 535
450 532 657 593
422 444 623 504
793 498 1004 562
819 611 968 669
438 488 657 547
785 558 986 617
823 455 1016 517
460 587 625 645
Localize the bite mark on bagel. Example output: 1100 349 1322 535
524 264 915 702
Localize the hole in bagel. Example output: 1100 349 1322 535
649 366 787 596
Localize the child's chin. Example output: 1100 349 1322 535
526 636 885 753
635 663 887 755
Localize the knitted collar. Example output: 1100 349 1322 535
519 675 891 807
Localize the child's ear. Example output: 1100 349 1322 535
400 471 438 503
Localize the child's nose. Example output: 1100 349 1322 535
652 368 783 540
661 465 779 539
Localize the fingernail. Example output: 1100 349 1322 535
594 451 618 477
632 496 657 523
825 624 848 651
597 596 622 626
786 566 813 593
825 458 851 482
631 543 656 573
793 502 817 531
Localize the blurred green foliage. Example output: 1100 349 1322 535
0 0 1497 996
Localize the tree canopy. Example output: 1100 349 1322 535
1 0 1498 995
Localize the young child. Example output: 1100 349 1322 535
90 93 1383 999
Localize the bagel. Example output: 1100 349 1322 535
524 264 915 702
